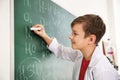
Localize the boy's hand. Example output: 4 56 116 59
32 24 52 45
32 24 47 38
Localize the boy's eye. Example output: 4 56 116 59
73 33 78 35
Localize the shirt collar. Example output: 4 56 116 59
88 46 104 68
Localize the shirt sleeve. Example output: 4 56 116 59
47 38 82 62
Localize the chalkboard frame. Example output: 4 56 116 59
10 0 15 80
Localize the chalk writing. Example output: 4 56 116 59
17 57 41 80
24 13 30 22
15 0 75 80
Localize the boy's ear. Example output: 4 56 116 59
88 35 96 44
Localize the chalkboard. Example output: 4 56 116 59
14 0 75 80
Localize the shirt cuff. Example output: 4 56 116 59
47 38 59 54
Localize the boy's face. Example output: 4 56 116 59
69 23 90 50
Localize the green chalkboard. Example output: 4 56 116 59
14 0 75 80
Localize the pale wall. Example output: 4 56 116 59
0 0 10 80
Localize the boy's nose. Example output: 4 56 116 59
69 34 73 40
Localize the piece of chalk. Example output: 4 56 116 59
30 27 41 30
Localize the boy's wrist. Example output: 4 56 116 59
41 34 52 45
41 33 48 39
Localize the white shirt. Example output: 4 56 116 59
48 38 120 80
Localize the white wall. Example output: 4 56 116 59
113 0 120 74
0 0 10 80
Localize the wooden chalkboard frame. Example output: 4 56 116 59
10 0 15 80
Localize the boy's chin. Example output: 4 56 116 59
72 46 78 50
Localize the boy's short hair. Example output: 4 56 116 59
71 14 106 45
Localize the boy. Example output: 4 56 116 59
32 14 119 80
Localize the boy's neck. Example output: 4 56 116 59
81 45 96 61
